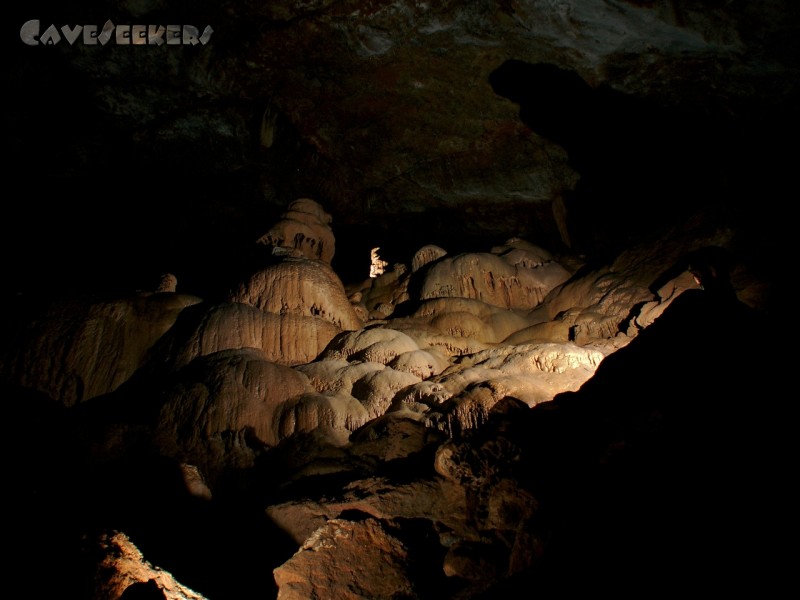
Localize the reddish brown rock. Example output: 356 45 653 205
273 518 417 600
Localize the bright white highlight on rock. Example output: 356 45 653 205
370 247 388 278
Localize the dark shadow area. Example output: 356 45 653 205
119 579 167 600
483 248 792 595
2 380 297 600
488 59 748 258
85 455 295 600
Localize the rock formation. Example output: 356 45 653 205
256 198 336 263
1 193 788 599
4 2 795 597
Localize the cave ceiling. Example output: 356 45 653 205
5 0 798 295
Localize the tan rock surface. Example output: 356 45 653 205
387 348 450 379
256 198 336 263
419 252 571 310
351 367 422 419
422 342 604 435
387 324 494 358
295 359 386 395
230 257 363 331
155 348 312 452
491 237 558 269
411 244 448 272
360 264 411 316
0 292 201 407
148 301 346 369
272 390 370 444
406 296 535 343
318 327 421 364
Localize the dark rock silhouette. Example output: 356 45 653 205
489 59 739 257
119 580 167 600
490 247 789 595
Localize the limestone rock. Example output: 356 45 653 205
154 273 179 294
502 320 572 345
406 297 535 343
92 530 207 600
272 390 370 445
145 301 343 368
527 265 654 344
155 348 312 456
359 264 411 317
294 358 420 423
491 238 557 269
0 293 202 407
256 198 335 263
419 252 571 310
349 410 448 462
423 343 604 436
527 230 747 345
632 269 698 331
351 367 422 419
411 244 448 272
272 518 417 600
229 257 363 331
387 348 450 380
318 327 421 364
295 359 386 395
266 476 470 547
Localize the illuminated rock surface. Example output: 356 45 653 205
2 1 794 598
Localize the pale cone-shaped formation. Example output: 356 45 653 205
155 347 312 450
230 256 363 331
0 292 201 407
272 518 417 600
419 251 571 310
256 198 336 263
146 301 344 369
